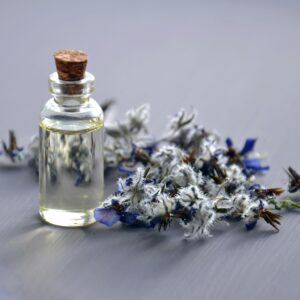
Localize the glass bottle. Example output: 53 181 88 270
39 67 104 227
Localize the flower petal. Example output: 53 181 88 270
240 138 256 156
244 159 269 172
225 137 233 148
94 207 120 227
120 211 138 225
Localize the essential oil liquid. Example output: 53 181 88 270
39 118 104 227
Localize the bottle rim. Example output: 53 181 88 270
48 72 95 97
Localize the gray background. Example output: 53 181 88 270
1 1 300 299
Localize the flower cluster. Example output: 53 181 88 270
94 105 297 239
1 103 300 239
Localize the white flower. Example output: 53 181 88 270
232 193 251 216
176 185 208 209
137 193 175 224
168 164 197 187
151 145 185 177
180 202 216 239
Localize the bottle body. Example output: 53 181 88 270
39 72 104 227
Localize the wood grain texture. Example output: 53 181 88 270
1 1 300 299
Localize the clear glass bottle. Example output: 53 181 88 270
39 71 104 227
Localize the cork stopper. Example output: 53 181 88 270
54 49 88 81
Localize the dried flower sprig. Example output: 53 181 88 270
0 130 25 166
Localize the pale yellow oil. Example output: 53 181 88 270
39 118 104 227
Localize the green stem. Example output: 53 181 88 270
281 199 300 209
271 198 300 210
270 199 282 210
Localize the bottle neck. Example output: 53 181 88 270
53 95 90 106
48 72 95 107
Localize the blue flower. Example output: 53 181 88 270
226 138 256 156
94 201 139 227
94 207 120 227
225 138 269 176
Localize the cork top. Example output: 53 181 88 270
54 49 88 81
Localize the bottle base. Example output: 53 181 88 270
39 207 96 227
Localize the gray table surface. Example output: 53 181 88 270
1 1 300 299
